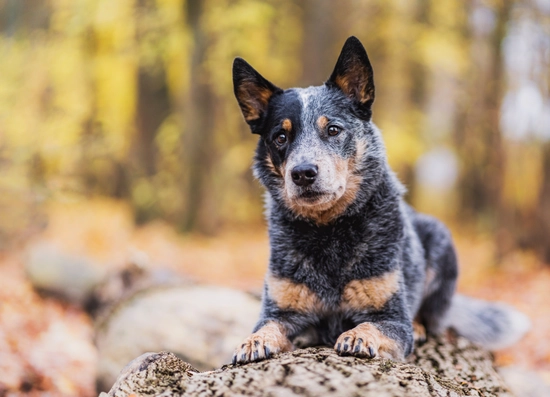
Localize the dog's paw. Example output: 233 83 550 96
335 328 378 358
232 322 292 365
334 322 404 361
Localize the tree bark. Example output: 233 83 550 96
102 335 513 397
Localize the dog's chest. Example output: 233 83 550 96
268 242 400 315
268 212 403 315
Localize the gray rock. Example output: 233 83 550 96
498 366 550 397
86 261 186 318
95 285 260 392
25 243 106 304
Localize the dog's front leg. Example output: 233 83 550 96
233 273 322 365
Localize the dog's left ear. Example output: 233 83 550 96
233 57 282 133
327 36 375 114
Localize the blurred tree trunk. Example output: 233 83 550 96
0 0 50 35
408 0 429 108
298 0 350 85
0 0 19 35
402 0 431 201
490 0 513 260
535 143 550 264
514 4 550 266
454 0 510 242
181 0 217 234
134 70 169 179
131 68 171 222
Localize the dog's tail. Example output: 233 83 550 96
442 294 531 350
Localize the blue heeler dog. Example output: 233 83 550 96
231 36 530 364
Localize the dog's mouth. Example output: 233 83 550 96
300 190 324 200
292 189 338 207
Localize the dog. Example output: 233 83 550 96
230 36 530 364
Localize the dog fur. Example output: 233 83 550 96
231 36 530 364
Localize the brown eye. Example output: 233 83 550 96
276 133 287 145
328 125 342 136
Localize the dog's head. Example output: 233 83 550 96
233 37 384 223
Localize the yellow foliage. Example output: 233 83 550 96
43 198 134 263
503 144 543 211
382 118 425 170
0 0 547 241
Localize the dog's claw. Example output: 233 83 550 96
368 346 375 358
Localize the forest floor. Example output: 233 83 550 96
0 199 549 396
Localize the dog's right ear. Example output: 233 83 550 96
326 36 375 119
233 58 282 133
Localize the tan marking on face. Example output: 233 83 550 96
234 321 293 363
276 161 286 181
279 160 287 178
265 153 282 177
341 269 400 311
267 273 324 313
282 118 292 131
317 115 329 130
237 81 274 121
335 322 404 361
284 139 367 224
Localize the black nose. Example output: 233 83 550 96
291 164 318 186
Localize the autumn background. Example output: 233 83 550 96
0 0 549 395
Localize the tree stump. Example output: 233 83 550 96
102 334 513 397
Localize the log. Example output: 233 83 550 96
102 334 514 397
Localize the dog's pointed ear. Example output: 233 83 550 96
327 36 375 113
233 58 281 132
